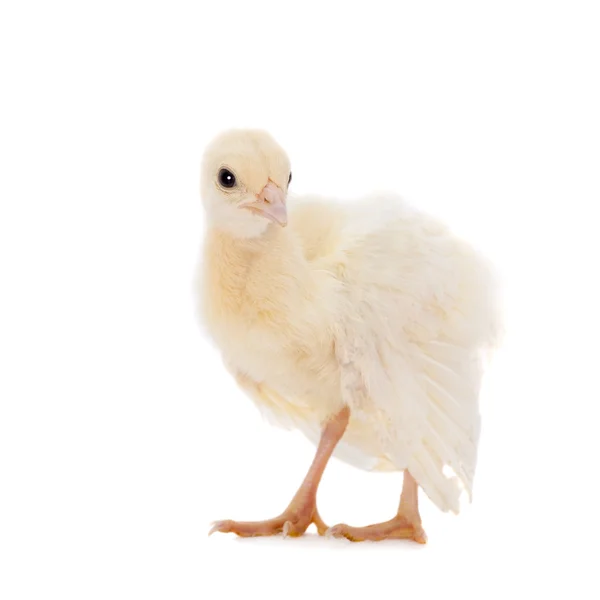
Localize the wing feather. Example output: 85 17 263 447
329 196 498 513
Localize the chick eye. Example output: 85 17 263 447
218 168 236 189
288 172 292 185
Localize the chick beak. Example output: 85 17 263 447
239 181 288 227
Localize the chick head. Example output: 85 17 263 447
200 129 292 237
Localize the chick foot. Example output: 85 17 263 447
327 469 426 544
209 407 350 540
326 512 427 544
209 506 328 538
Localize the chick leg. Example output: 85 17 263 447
209 405 350 538
327 470 427 543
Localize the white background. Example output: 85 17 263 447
1 1 599 598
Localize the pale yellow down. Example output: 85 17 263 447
198 129 500 514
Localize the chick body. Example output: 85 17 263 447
201 185 499 514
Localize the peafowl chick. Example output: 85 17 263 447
198 129 500 543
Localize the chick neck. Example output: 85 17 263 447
204 221 317 315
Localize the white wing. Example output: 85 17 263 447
328 195 500 514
